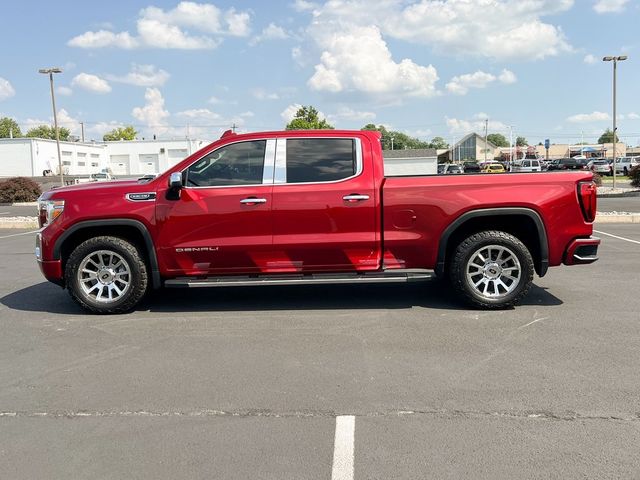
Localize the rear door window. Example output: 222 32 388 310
285 138 356 183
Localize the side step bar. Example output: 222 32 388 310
164 270 434 288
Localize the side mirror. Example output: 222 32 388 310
166 172 183 201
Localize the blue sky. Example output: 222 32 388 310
0 0 639 145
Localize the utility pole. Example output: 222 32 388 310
509 126 513 164
603 55 628 190
484 118 488 163
231 123 237 133
80 122 85 142
39 67 64 186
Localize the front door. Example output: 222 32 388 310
270 136 380 272
156 139 275 275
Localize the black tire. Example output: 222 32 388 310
65 236 148 314
623 167 628 176
449 230 534 309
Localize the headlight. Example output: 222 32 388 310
38 199 65 227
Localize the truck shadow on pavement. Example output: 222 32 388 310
1 280 563 315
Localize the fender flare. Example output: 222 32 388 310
435 207 549 277
53 219 161 289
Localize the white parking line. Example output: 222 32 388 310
0 212 10 215
0 230 39 240
331 415 355 480
594 230 640 245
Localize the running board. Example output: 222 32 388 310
164 270 434 288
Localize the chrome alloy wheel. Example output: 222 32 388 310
77 250 132 303
466 245 521 299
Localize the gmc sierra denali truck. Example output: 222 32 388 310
35 129 600 314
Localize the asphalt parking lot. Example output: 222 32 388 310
0 225 639 479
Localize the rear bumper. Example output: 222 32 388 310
563 237 600 265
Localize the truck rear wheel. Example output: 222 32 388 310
65 236 148 314
449 230 533 309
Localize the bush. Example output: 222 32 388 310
592 172 602 186
630 165 640 188
0 177 42 203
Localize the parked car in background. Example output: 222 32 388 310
511 159 542 173
548 158 582 171
614 157 640 176
587 159 612 175
437 164 464 175
462 161 481 173
481 163 506 174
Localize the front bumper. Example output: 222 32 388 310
35 233 64 286
563 237 600 265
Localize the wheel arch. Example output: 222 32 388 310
435 208 549 278
53 219 161 289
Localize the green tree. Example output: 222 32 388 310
285 106 334 130
486 133 508 147
598 128 619 144
103 125 138 141
361 124 430 150
25 125 71 141
0 117 22 138
428 136 449 149
515 136 528 147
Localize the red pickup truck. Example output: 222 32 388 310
35 129 600 314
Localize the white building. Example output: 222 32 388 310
0 138 108 177
0 138 208 178
104 139 206 176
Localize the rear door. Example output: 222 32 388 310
270 136 379 272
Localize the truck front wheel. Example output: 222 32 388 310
449 231 534 309
65 236 148 314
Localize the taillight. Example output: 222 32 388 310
578 181 597 222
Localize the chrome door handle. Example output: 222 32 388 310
240 197 267 205
343 194 370 202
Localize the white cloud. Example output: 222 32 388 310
446 71 496 95
566 111 610 123
108 64 170 87
132 88 170 129
627 112 640 120
0 77 16 101
176 108 223 122
584 54 598 64
250 23 289 45
291 0 319 11
305 0 573 66
327 106 376 123
71 73 112 94
56 86 73 96
593 0 629 13
251 88 280 100
68 1 251 50
446 115 509 135
308 24 438 98
281 104 303 123
498 69 517 84
67 30 139 49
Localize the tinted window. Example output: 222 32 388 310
286 138 355 183
186 140 266 187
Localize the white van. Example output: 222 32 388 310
511 159 542 173
615 157 640 175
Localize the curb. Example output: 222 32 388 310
0 219 39 229
595 214 640 224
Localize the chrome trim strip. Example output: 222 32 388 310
262 139 276 184
165 270 433 288
240 198 267 204
274 138 287 184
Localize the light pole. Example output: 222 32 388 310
603 55 627 190
38 67 64 186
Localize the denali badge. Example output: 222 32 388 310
176 247 219 252
126 192 157 201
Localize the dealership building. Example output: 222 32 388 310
0 137 208 178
